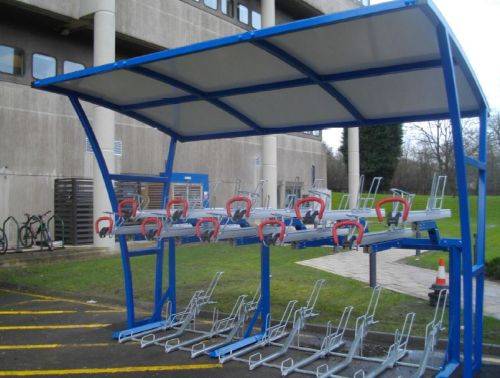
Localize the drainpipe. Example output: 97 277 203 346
81 0 116 248
348 127 360 209
261 0 277 208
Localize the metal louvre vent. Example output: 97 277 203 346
114 140 123 156
171 183 203 209
85 138 123 156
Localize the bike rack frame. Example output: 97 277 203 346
36 4 487 375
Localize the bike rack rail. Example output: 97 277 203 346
117 271 223 343
280 305 353 376
412 289 449 378
190 286 261 358
218 279 325 365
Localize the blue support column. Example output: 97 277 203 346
474 108 488 371
437 26 474 377
260 243 271 332
162 138 177 207
152 138 177 320
69 96 136 327
448 246 462 366
167 237 177 314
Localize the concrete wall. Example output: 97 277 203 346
0 0 352 241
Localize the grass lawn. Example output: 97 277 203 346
1 243 499 344
332 193 500 270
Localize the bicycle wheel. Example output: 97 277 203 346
0 228 7 254
19 225 34 248
36 227 53 251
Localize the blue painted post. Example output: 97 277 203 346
162 138 177 207
69 96 136 327
437 26 474 377
153 138 177 320
448 245 461 365
474 108 488 371
261 243 271 332
168 237 176 314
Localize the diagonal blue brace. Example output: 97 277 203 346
251 39 365 122
127 66 265 133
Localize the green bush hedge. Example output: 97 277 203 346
485 257 500 280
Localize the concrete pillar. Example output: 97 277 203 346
90 1 116 248
261 0 277 208
348 127 360 209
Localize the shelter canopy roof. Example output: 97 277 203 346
33 0 487 142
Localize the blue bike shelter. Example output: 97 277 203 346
33 1 488 376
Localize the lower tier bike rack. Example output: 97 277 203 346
217 279 325 364
117 271 223 343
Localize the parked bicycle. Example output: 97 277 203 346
19 211 53 251
0 227 7 254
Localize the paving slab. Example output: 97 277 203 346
297 249 500 319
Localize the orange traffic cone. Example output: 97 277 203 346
435 258 447 286
429 258 448 307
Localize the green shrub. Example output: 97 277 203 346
485 257 500 280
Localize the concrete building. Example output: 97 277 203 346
0 0 362 242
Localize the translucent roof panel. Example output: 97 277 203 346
33 0 488 142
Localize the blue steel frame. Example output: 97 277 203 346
37 1 488 376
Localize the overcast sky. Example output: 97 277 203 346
322 0 500 150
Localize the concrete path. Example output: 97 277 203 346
298 249 500 320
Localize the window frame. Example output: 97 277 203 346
0 44 25 77
203 0 218 10
237 3 249 25
32 52 57 80
251 10 262 29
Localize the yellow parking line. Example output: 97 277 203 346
0 323 110 331
0 289 120 311
0 310 77 315
0 364 222 376
84 309 124 313
8 299 56 306
0 343 111 350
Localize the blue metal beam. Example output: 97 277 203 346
121 59 442 111
128 66 264 133
48 85 183 141
181 109 480 143
464 156 486 171
251 39 365 122
68 96 137 328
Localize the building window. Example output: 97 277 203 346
251 11 261 29
0 45 24 76
63 60 85 74
221 0 234 16
32 53 56 79
238 4 249 24
204 0 217 10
